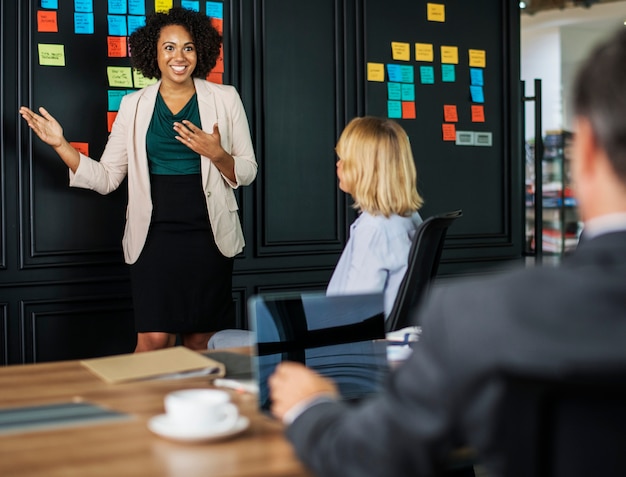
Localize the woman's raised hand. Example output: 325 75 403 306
19 106 65 148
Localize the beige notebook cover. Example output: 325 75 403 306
80 346 225 384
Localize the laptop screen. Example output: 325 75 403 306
249 292 389 412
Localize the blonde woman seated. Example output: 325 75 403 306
208 116 424 349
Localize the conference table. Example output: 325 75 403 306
0 350 314 477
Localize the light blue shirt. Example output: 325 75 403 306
326 211 423 317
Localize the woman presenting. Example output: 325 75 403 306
20 7 257 352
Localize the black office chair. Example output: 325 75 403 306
495 370 626 477
385 209 462 332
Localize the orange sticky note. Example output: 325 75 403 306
211 18 223 35
70 142 89 156
442 123 456 141
443 105 458 122
471 105 485 122
206 72 223 84
402 102 416 119
37 11 58 32
211 44 224 73
107 112 118 132
108 37 127 58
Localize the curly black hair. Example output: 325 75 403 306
128 7 222 79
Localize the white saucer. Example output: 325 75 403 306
147 414 250 443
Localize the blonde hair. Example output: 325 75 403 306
336 116 424 217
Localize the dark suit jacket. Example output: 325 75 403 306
286 230 626 477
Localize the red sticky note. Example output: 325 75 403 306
37 11 58 32
471 105 485 122
107 112 118 132
442 123 456 141
211 18 223 35
402 102 416 119
443 104 458 122
70 142 89 156
206 72 223 84
108 37 127 58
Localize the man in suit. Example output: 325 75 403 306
268 27 626 477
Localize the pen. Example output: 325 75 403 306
214 378 259 394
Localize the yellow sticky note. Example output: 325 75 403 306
440 46 459 65
391 42 411 61
133 69 158 88
427 3 445 22
155 0 173 13
469 49 486 68
107 66 133 88
38 44 65 66
415 43 434 62
367 62 385 82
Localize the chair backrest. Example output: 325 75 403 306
385 209 462 332
495 371 626 477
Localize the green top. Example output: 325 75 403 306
146 92 202 175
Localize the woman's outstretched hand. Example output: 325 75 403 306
19 106 65 148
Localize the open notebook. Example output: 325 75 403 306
249 292 389 412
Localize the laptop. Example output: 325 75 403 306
249 291 389 413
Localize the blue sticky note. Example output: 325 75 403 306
441 64 455 82
420 66 434 84
74 0 93 13
182 0 200 11
386 64 402 83
387 101 402 119
399 65 414 83
387 83 402 101
108 0 127 14
108 15 127 36
127 16 146 35
74 13 95 34
128 0 145 15
470 68 484 86
108 90 127 111
401 83 415 101
206 1 223 19
470 85 485 103
42 0 58 8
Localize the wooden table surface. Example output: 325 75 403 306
0 354 313 477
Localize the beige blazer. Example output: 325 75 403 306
69 79 257 264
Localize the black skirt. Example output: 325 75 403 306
130 174 235 333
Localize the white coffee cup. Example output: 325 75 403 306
164 389 239 433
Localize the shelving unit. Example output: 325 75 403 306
525 130 582 257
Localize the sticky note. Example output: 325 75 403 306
402 102 416 119
107 66 133 87
206 1 223 19
211 18 223 34
415 43 433 62
128 16 146 35
391 42 411 61
108 0 126 14
442 123 456 142
107 90 127 111
469 49 486 68
74 13 94 34
155 0 174 13
399 65 414 83
474 132 493 146
75 0 93 12
212 45 224 73
470 85 484 103
427 3 445 22
129 0 145 15
182 0 200 11
107 112 118 132
206 72 222 84
70 142 89 156
470 68 484 86
107 15 127 36
37 11 58 32
456 131 475 146
444 105 458 122
387 83 402 100
367 63 385 82
441 64 455 82
388 101 402 119
41 0 58 8
133 69 158 88
471 105 485 122
401 84 415 101
441 46 458 64
38 44 65 66
108 37 127 57
386 64 402 83
419 66 434 84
